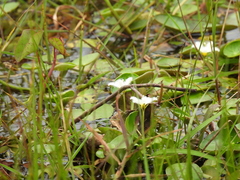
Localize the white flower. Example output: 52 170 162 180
192 41 220 56
108 77 133 88
130 96 157 106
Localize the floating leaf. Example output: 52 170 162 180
72 52 100 67
108 135 129 149
99 127 122 143
166 163 203 180
181 92 214 105
49 37 69 57
14 29 43 62
223 39 240 58
129 19 148 31
33 144 56 154
157 57 180 68
85 104 114 121
135 71 154 84
0 2 19 17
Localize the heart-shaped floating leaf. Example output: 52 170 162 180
72 52 100 67
223 39 240 58
14 29 43 62
155 14 215 32
107 134 131 149
0 2 19 17
181 92 214 105
49 37 69 57
99 127 122 143
157 57 180 68
166 163 203 180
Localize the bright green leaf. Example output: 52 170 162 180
0 2 19 17
49 37 69 57
223 39 240 58
14 29 43 62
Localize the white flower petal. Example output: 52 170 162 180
108 77 133 88
130 96 157 106
192 41 219 54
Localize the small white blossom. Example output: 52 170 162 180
108 77 133 88
130 96 157 106
192 41 220 56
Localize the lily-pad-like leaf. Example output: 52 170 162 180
157 57 180 68
108 134 131 149
181 92 214 105
135 71 154 84
71 104 114 121
14 29 43 62
166 163 203 180
223 39 240 58
72 52 100 67
0 2 19 17
33 144 56 154
155 14 189 32
154 14 220 33
86 104 114 121
129 19 148 31
49 37 69 57
99 127 122 143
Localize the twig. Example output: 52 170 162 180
73 84 197 124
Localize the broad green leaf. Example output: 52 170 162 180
181 92 214 105
155 14 189 31
171 4 198 16
108 135 130 149
157 57 180 68
85 104 114 121
96 149 105 158
49 37 69 57
99 127 122 142
135 71 154 84
166 163 203 180
125 111 138 135
33 144 56 154
223 39 240 58
72 52 100 66
14 29 43 62
129 19 148 31
0 2 19 17
54 62 76 71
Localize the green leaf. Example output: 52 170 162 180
54 62 76 71
49 37 69 57
157 57 180 68
0 2 19 17
99 127 122 143
181 92 214 105
129 19 148 31
14 29 43 62
72 52 100 67
223 39 240 58
85 104 114 121
155 14 189 32
166 163 203 180
108 135 130 149
125 111 138 135
135 71 154 84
